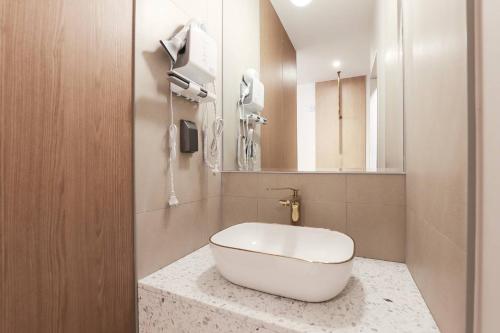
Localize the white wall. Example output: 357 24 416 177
365 56 378 170
222 0 261 170
373 0 404 170
475 0 500 331
297 83 316 171
368 78 378 170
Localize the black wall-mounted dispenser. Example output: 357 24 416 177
180 120 198 153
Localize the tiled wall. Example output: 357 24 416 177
134 0 223 279
222 172 406 262
404 0 468 332
476 0 500 330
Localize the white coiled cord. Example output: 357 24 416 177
203 83 223 173
168 67 179 207
236 99 247 171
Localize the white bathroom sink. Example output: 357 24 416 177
209 222 355 302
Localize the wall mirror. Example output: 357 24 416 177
222 0 404 172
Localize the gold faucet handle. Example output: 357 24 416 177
291 201 300 224
266 187 299 198
279 199 291 207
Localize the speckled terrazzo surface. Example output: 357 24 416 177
138 246 439 333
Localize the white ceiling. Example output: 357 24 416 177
270 0 375 83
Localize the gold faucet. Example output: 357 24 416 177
267 187 301 225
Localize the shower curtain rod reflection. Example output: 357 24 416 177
337 71 343 166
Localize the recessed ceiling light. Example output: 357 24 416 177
290 0 312 7
332 60 341 68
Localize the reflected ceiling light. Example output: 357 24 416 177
290 0 312 7
332 60 341 68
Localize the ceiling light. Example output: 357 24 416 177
290 0 312 7
332 60 341 68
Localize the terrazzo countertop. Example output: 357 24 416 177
138 246 439 333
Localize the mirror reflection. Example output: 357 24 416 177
222 0 404 172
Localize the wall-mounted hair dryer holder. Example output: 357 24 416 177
239 111 267 125
168 71 215 103
161 20 217 104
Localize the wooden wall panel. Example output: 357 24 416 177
0 0 135 332
316 76 366 169
281 32 298 170
259 0 297 170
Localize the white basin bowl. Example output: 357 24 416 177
209 222 355 302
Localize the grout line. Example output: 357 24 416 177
345 176 349 232
221 194 406 207
407 207 467 254
136 196 222 215
220 170 407 175
345 201 407 206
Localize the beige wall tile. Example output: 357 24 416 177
301 201 346 232
134 0 188 100
297 174 346 203
347 203 406 262
406 209 466 333
134 0 224 211
405 209 429 286
207 171 222 198
406 168 467 251
221 173 407 263
206 196 223 238
223 172 349 201
136 200 211 279
137 99 219 211
135 0 224 278
222 172 260 197
134 0 189 213
476 0 500 330
257 198 291 225
403 0 469 331
347 174 405 205
222 196 258 228
258 173 300 198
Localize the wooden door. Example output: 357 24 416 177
316 76 366 169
